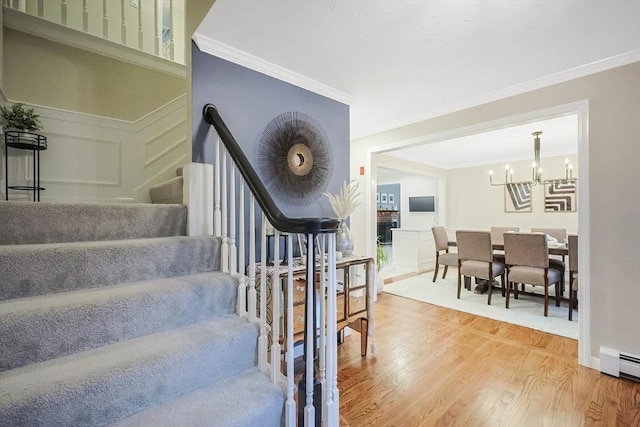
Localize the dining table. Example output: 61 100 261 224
447 240 569 294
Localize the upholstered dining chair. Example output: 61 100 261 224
456 230 505 305
531 227 567 295
431 226 458 282
490 226 519 264
503 232 563 317
568 234 579 321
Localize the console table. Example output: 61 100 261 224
255 254 375 356
4 131 47 201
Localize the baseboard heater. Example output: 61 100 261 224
600 346 640 382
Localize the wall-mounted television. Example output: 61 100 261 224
409 196 436 212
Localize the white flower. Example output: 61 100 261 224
324 180 360 220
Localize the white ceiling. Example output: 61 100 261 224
197 0 639 140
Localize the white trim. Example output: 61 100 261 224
365 100 593 368
3 8 186 78
353 50 639 140
192 33 355 106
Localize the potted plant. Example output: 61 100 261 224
1 103 45 148
375 236 389 294
1 103 43 133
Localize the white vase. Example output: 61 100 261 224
336 221 354 256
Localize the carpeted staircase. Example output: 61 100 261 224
0 201 284 426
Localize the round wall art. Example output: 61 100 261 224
256 111 333 205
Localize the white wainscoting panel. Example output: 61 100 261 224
2 95 188 203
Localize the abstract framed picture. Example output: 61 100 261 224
388 193 395 204
381 193 388 204
505 183 532 213
376 192 380 203
545 181 576 212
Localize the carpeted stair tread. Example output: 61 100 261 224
113 367 283 427
149 176 184 205
0 272 238 371
0 201 187 245
0 236 221 300
0 316 259 427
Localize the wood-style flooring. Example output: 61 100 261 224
337 293 640 426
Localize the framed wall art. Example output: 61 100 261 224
505 183 532 213
381 193 388 204
545 181 576 212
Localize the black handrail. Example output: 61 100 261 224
203 104 340 234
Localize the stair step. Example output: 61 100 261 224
0 272 238 371
149 176 183 204
0 236 221 301
0 316 259 427
0 201 187 245
113 367 284 427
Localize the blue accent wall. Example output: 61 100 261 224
191 42 350 219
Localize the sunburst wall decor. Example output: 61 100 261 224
256 111 333 205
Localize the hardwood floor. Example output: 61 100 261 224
337 293 640 426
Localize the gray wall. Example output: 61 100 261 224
191 42 350 220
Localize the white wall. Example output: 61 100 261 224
379 169 440 230
447 154 578 234
351 62 640 363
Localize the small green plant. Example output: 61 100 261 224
0 103 43 132
376 236 389 272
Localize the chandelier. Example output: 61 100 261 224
489 131 576 186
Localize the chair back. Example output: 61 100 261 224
456 230 493 263
432 226 450 251
490 226 519 245
504 232 549 268
568 234 578 272
531 228 567 243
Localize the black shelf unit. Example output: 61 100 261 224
4 130 47 201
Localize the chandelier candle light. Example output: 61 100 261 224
489 131 576 186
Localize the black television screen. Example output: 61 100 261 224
409 196 436 212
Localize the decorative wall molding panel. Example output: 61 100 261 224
2 96 188 203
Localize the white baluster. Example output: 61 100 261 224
248 195 257 323
61 0 67 25
154 0 161 56
284 233 296 426
16 0 25 12
82 0 88 32
270 230 281 382
120 0 126 45
37 0 44 17
137 0 143 50
236 182 246 318
318 234 327 423
324 233 338 426
229 163 237 275
220 150 229 273
168 0 175 60
304 233 315 427
214 135 221 236
258 214 268 373
102 0 108 38
367 259 376 355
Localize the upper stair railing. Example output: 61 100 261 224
2 0 185 68
203 104 341 427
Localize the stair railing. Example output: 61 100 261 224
2 0 184 65
203 104 341 427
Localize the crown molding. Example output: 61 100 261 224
353 49 640 140
192 33 355 106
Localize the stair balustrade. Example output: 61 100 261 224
203 104 341 427
2 0 184 65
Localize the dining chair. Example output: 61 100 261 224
568 234 579 321
431 226 458 282
490 226 519 265
456 230 505 305
531 227 567 295
503 232 563 317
